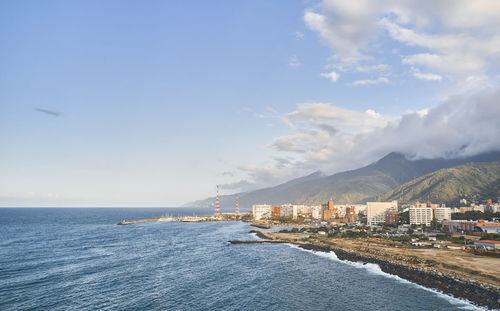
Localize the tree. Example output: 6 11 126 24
430 219 438 231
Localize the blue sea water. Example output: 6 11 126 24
0 208 485 311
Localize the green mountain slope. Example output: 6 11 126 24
380 161 500 204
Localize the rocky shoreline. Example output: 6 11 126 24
240 230 500 310
298 243 499 310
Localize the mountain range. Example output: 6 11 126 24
381 160 500 204
186 151 500 210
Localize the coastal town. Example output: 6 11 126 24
239 198 500 309
250 199 500 250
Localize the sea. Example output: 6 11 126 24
0 208 486 311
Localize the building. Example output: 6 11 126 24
442 220 477 233
311 206 322 220
385 209 398 225
280 204 293 217
474 240 500 250
447 244 465 250
434 207 451 222
272 206 281 217
366 201 398 226
409 206 433 226
485 204 499 213
252 204 271 220
293 205 311 219
322 200 336 221
474 221 500 234
345 206 357 223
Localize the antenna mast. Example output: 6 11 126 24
215 185 220 217
235 193 239 215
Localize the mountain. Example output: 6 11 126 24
380 160 500 204
186 151 500 210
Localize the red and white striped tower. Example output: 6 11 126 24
215 185 220 217
235 193 239 215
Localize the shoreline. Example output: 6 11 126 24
245 230 500 310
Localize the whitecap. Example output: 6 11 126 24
286 244 487 311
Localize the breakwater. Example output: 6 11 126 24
117 218 159 225
118 214 242 225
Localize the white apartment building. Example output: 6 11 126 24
410 206 433 226
366 201 398 226
310 206 322 220
252 204 271 220
434 207 451 222
280 204 293 217
292 205 311 219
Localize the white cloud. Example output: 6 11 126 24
304 0 500 95
287 102 398 134
228 87 500 191
413 72 442 81
351 77 388 85
288 55 301 67
252 86 498 182
304 0 377 64
294 31 304 40
410 67 443 81
320 71 340 82
356 64 390 72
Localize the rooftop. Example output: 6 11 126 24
476 240 500 244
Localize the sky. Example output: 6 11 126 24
1 0 500 207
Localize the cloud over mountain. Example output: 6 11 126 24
228 86 500 192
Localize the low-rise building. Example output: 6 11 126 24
442 220 477 233
447 244 464 250
474 240 500 250
474 221 500 234
385 209 398 225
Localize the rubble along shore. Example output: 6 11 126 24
251 230 500 310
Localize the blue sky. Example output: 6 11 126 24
2 0 500 207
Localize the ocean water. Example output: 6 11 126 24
0 208 485 311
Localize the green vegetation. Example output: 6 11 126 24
381 160 500 204
452 211 500 221
479 233 500 241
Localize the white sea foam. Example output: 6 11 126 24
286 244 487 311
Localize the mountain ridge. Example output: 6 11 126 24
380 160 500 204
186 151 500 210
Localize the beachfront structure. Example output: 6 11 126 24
409 206 433 226
434 207 451 222
252 204 272 220
366 201 398 226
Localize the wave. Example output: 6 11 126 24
286 244 487 311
